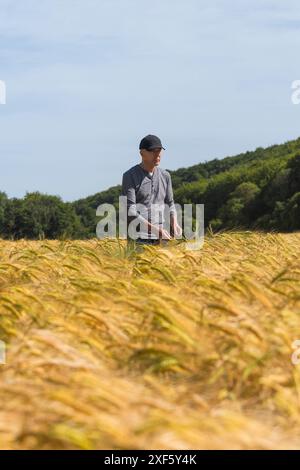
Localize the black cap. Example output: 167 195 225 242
139 134 165 151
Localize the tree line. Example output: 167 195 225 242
1 137 300 239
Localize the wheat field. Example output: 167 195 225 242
0 231 300 449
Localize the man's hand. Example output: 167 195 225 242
159 227 172 240
173 222 182 237
170 215 182 238
148 223 172 240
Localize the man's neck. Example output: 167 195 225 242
140 162 156 173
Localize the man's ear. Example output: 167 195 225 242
140 149 144 157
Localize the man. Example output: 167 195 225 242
121 134 182 247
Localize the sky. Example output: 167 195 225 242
0 0 300 202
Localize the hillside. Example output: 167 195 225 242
72 136 300 237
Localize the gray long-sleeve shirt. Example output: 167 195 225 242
121 163 176 239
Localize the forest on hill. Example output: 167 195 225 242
1 137 300 239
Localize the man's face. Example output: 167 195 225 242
141 147 163 166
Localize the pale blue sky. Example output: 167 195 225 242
0 0 300 201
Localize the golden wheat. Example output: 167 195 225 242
0 232 300 449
